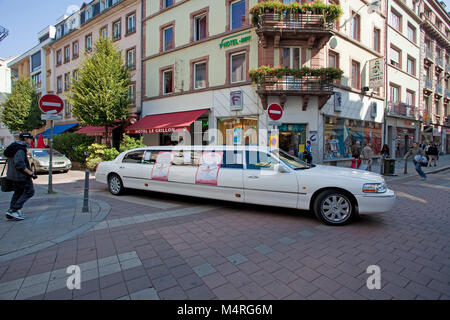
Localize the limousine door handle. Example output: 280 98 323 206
247 175 259 179
119 166 125 169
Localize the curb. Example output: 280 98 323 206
384 165 450 182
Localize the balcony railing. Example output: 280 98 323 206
256 76 334 95
436 84 443 95
425 49 434 61
257 13 332 32
387 102 418 119
425 79 433 90
436 57 444 68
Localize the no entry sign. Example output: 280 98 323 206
267 103 283 121
39 94 64 114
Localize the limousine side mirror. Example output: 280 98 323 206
277 165 290 173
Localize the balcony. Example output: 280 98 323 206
425 79 433 90
435 84 443 96
424 49 434 64
386 102 418 119
435 57 444 70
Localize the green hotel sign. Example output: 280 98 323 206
219 31 251 49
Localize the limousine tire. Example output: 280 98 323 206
108 173 125 195
313 189 355 226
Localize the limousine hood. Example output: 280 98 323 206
305 165 384 183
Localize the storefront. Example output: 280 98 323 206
323 116 382 160
217 116 258 146
278 124 307 159
394 127 415 158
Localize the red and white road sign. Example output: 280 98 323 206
267 103 283 121
39 94 64 114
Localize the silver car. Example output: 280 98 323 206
29 148 72 174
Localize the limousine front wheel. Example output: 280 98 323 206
108 174 125 195
313 190 355 226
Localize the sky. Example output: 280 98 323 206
0 0 86 59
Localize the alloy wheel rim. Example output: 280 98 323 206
321 195 351 223
110 177 121 194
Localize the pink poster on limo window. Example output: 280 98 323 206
195 152 223 186
151 151 174 181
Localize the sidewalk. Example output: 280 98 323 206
367 154 450 182
0 185 110 263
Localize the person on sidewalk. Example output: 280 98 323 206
303 141 313 164
360 143 374 171
404 142 427 180
351 141 361 169
4 133 38 220
427 143 439 167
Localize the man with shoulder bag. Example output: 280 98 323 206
4 133 38 221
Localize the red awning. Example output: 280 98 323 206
75 126 117 136
125 109 208 134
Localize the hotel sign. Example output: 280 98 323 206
369 58 384 89
219 31 251 49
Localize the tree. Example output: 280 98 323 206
119 134 146 153
1 77 45 132
69 38 131 146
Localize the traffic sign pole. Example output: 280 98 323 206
48 120 53 194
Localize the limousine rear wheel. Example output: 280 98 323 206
313 190 354 226
108 174 124 195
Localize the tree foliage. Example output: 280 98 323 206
69 38 131 139
119 134 146 153
53 132 95 164
1 77 45 132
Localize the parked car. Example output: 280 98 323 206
28 148 72 174
96 146 396 226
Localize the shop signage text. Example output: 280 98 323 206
127 127 188 134
219 31 251 49
230 91 243 111
369 58 384 89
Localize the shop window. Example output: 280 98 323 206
230 52 246 83
324 117 382 160
217 117 258 146
279 124 306 159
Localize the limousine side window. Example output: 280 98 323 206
246 151 279 170
222 150 243 169
122 151 145 164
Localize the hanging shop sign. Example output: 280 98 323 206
369 58 384 88
334 92 342 112
230 90 243 111
219 31 251 49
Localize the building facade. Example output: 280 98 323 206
46 0 142 146
419 0 450 153
385 0 422 158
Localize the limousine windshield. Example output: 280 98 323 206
273 149 312 170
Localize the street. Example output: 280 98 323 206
0 168 449 300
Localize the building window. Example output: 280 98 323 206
407 23 416 43
126 48 136 70
73 69 79 81
391 10 402 32
281 47 301 69
72 41 79 58
407 56 415 76
231 0 246 30
85 34 92 51
163 26 174 51
194 13 207 41
373 28 380 52
231 52 246 83
194 62 207 89
31 52 41 72
351 12 360 41
64 45 70 63
64 73 70 91
113 20 121 40
100 26 108 40
128 83 136 105
126 13 136 34
351 60 360 89
57 76 62 93
406 90 415 106
162 0 173 9
65 101 71 117
56 50 62 66
328 50 339 83
162 69 173 94
390 84 400 103
390 46 401 68
32 73 41 88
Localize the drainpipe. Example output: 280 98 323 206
417 0 424 146
383 0 389 157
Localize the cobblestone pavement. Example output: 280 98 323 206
0 169 448 300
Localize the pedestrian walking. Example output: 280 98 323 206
404 142 427 180
351 141 361 168
3 133 37 220
360 143 374 171
427 143 439 167
380 144 390 158
303 141 313 164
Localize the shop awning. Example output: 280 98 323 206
125 109 209 134
75 125 118 136
36 123 78 139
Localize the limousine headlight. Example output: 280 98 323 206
363 183 387 193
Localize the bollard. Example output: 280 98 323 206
380 157 384 175
404 158 407 174
82 169 90 213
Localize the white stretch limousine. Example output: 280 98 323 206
96 146 396 225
